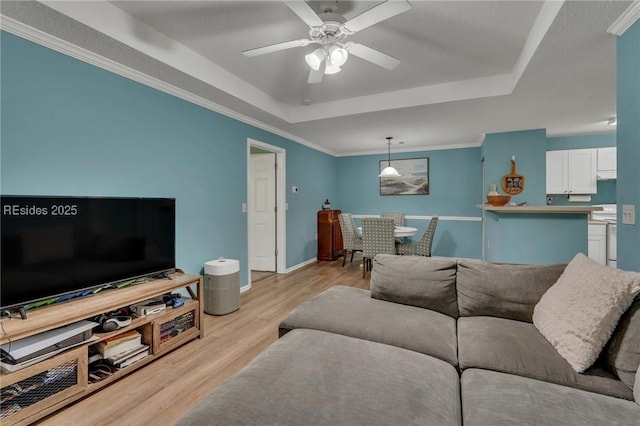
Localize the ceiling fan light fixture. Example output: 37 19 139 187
305 48 326 70
324 59 341 74
328 45 348 67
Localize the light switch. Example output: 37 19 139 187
242 203 247 213
622 204 635 225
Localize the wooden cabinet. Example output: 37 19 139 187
546 149 597 194
0 272 203 425
317 210 343 261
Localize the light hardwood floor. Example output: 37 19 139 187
37 256 369 425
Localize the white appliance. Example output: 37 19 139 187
592 204 617 267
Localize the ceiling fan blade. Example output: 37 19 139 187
284 1 324 27
308 62 325 84
344 0 411 33
347 43 400 70
242 39 312 57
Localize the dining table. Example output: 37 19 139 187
357 226 418 238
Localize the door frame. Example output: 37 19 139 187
247 138 286 286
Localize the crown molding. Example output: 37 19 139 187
0 15 335 157
336 140 483 157
607 1 640 36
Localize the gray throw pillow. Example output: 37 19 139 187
371 255 458 318
457 260 566 323
604 297 640 391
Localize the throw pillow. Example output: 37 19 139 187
532 253 640 373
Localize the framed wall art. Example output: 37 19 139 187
379 157 429 196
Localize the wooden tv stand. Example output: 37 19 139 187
0 271 203 425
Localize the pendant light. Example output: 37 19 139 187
378 137 401 178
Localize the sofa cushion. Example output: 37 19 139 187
458 316 633 400
604 297 640 391
461 369 640 426
177 329 462 426
532 253 640 372
279 285 458 366
371 254 458 317
457 260 565 322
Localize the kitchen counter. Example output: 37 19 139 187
477 205 602 214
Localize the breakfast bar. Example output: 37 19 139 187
477 205 602 264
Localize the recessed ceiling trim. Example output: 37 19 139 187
39 0 563 126
607 0 640 36
336 140 483 157
511 0 565 83
289 73 515 123
289 0 564 123
0 14 334 157
40 0 291 121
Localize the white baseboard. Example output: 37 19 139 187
286 257 317 273
240 284 251 293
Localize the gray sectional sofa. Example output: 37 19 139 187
178 255 640 425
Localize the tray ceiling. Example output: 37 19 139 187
1 1 634 155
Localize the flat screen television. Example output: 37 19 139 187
1 196 176 311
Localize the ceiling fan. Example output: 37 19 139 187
242 0 412 84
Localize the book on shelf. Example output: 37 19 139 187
106 344 149 364
95 330 142 359
113 348 150 369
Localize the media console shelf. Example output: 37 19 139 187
0 272 203 425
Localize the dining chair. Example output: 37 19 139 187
338 213 363 267
381 212 405 227
361 217 396 278
396 216 439 257
381 212 406 243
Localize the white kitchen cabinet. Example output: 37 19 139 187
596 147 617 180
546 149 597 194
588 222 607 265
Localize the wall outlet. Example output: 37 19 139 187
622 204 635 225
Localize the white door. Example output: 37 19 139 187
249 153 276 271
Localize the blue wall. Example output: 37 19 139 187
484 212 587 264
335 148 483 258
0 32 337 286
483 129 547 206
616 21 640 271
4 26 636 275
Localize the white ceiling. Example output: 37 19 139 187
1 1 634 156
